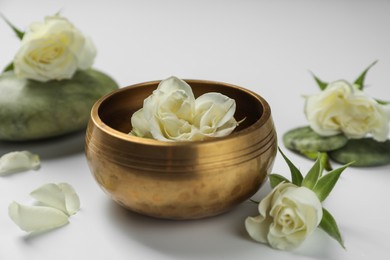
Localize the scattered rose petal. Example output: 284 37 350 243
30 183 80 216
58 183 81 215
30 183 68 214
8 201 69 233
8 182 80 233
0 151 40 175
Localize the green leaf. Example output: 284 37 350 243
300 150 318 160
278 147 303 186
311 72 328 90
301 153 324 189
319 208 345 249
313 162 353 202
319 152 333 171
353 60 378 90
1 13 24 40
2 62 14 72
322 153 333 171
375 99 390 105
269 174 290 188
54 10 63 16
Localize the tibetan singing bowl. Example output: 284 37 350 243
85 79 277 219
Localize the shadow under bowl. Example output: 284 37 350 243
85 79 277 219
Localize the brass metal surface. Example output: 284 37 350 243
85 79 277 219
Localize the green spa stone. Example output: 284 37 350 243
329 138 390 167
0 69 118 141
283 126 348 152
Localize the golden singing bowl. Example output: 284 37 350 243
85 79 277 219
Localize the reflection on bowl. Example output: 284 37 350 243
85 79 277 219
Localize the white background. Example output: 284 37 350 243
1 0 390 259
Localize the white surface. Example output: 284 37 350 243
1 0 390 259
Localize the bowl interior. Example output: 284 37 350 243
97 80 265 135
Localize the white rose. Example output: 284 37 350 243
305 80 390 142
245 182 323 250
13 15 96 82
130 76 238 141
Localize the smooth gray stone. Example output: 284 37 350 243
283 126 348 152
0 69 118 141
329 138 390 167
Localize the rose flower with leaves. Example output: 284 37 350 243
3 14 96 81
0 14 118 141
245 149 351 250
283 62 390 167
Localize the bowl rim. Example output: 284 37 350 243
89 78 272 147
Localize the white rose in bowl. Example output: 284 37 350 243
245 182 323 250
130 76 238 141
305 80 390 142
13 15 96 82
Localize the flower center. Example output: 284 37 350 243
28 38 66 64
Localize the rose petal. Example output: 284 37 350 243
58 183 80 215
8 201 69 233
77 36 96 69
194 92 237 137
158 114 199 141
157 76 195 101
245 215 272 243
30 183 67 214
159 91 194 122
30 183 80 216
0 151 40 176
130 109 153 138
195 92 236 128
208 118 238 137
